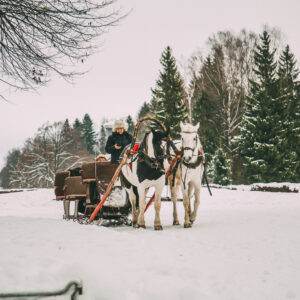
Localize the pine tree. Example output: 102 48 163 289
82 114 97 154
151 46 188 136
278 45 300 182
137 102 151 119
212 148 230 185
239 31 282 183
73 118 81 131
61 119 73 151
126 115 135 135
72 118 84 150
99 124 106 154
191 76 219 164
0 149 21 188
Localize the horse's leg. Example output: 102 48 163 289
169 177 180 225
190 169 204 223
187 182 193 219
154 182 164 230
190 184 201 223
181 186 192 228
137 187 146 228
126 188 138 226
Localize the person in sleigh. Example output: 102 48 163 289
105 120 132 163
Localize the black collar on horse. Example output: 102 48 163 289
137 130 168 173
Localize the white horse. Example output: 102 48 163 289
169 122 205 228
120 129 169 230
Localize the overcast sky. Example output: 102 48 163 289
1 0 300 169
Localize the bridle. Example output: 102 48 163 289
180 130 204 168
181 131 199 156
180 130 204 188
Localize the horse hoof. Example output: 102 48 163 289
173 221 180 226
154 225 163 230
137 224 146 229
184 223 192 228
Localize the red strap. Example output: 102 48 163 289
133 143 140 152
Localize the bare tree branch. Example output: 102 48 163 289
0 0 124 95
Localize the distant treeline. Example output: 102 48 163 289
0 114 135 188
1 28 299 188
136 28 300 184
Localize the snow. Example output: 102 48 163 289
0 187 300 300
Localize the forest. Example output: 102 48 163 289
1 29 299 188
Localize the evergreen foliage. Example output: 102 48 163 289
2 29 299 187
82 114 97 154
61 119 73 151
277 45 300 181
126 115 135 135
73 118 82 129
137 102 151 120
99 125 107 154
0 149 21 188
191 77 219 164
239 31 282 183
151 46 188 136
212 148 231 185
72 118 84 150
190 31 258 184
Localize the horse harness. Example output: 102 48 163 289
179 130 205 189
180 130 205 167
132 133 167 173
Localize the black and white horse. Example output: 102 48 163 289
121 128 169 230
169 122 205 228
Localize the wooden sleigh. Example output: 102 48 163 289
54 161 131 224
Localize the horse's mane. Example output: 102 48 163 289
139 132 150 152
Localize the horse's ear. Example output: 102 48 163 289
195 122 200 131
180 121 184 130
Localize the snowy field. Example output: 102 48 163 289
0 187 299 300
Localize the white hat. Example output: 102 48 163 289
114 120 126 131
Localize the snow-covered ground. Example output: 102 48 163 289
0 187 299 300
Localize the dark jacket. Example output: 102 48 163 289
105 131 132 163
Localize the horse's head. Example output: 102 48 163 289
180 121 200 163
